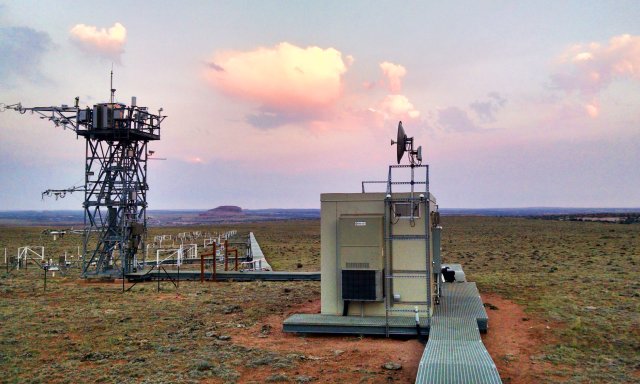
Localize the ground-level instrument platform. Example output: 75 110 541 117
282 281 487 335
284 313 430 336
283 264 502 383
125 270 320 282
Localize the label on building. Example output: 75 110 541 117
355 221 367 227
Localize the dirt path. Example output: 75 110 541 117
481 293 557 384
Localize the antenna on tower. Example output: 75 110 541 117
391 121 422 165
110 65 116 104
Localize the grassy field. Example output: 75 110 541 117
442 216 640 383
0 217 638 383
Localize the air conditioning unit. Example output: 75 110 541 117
338 215 384 302
341 269 383 301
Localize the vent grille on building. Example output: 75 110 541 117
345 262 370 269
342 270 378 300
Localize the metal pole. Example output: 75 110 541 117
122 267 125 293
200 253 204 283
43 267 47 292
212 243 217 282
234 249 238 271
224 240 228 271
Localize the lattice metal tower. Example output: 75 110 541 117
2 76 164 277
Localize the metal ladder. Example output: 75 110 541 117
383 164 431 337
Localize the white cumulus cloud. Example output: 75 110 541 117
379 61 406 93
206 42 350 112
552 34 640 95
377 94 420 119
69 22 126 62
205 42 422 129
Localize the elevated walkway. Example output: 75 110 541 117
126 233 316 282
126 269 319 282
282 264 502 383
415 281 501 383
248 232 272 270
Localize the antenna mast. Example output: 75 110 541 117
110 66 115 104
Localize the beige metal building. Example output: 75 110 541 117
284 123 444 336
320 190 441 320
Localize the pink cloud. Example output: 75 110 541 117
69 22 126 62
369 62 421 121
206 42 350 112
585 99 599 118
379 62 406 93
204 43 422 130
552 34 640 95
376 94 420 120
186 156 204 164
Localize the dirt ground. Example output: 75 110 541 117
2 273 554 384
219 293 554 384
223 299 425 383
4 218 636 383
481 293 560 384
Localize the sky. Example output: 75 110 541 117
1 1 639 210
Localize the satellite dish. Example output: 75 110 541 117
391 121 407 164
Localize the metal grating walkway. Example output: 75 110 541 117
415 281 501 383
436 282 489 331
249 232 272 271
126 270 320 282
416 341 501 383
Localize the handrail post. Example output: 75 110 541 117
212 242 217 281
234 249 238 271
200 253 204 283
224 239 228 271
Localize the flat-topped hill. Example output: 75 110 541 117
199 206 244 217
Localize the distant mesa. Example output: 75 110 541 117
199 206 244 217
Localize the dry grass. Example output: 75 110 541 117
0 217 638 383
0 271 319 383
442 216 640 383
